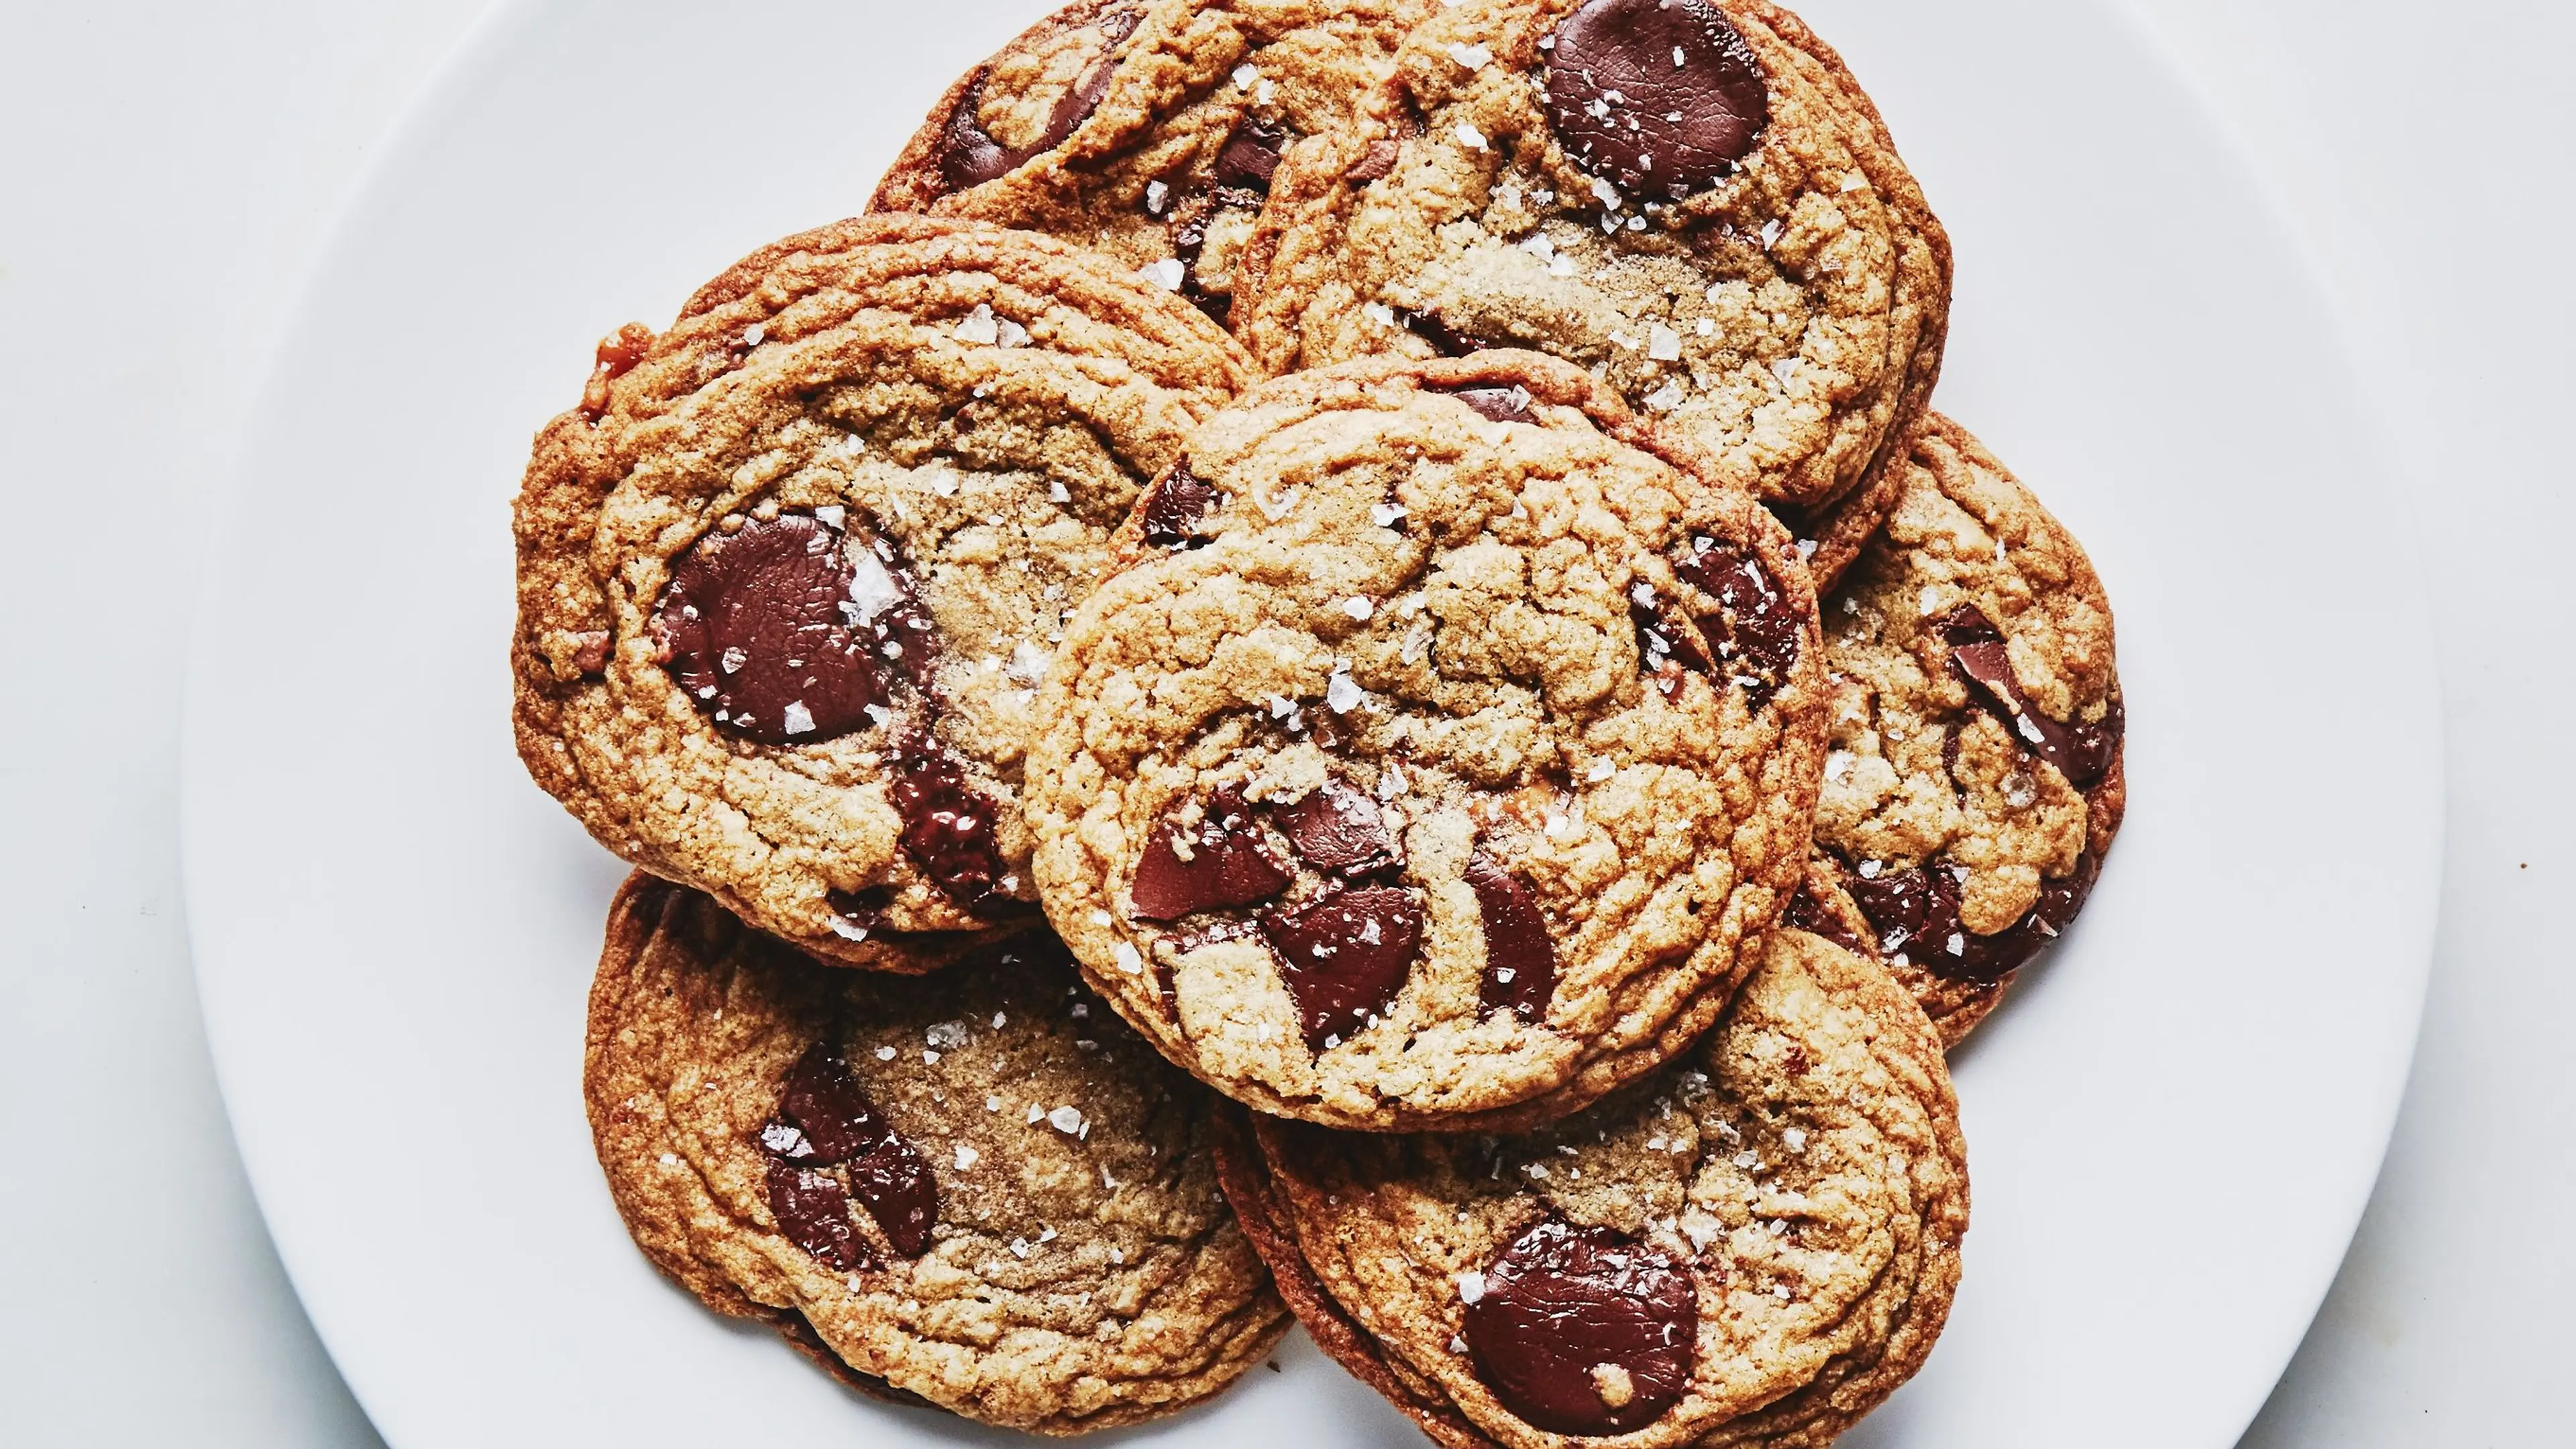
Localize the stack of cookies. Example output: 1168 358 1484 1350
516 1 2125 1440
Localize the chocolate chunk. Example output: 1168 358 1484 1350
1436 383 1536 425
1780 881 1871 958
777 1046 892 1163
1258 884 1422 1049
765 1158 873 1273
1138 461 1219 549
1672 537 1802 705
1544 0 1770 200
825 886 891 943
1466 852 1556 1021
655 513 897 745
1931 605 2122 789
1215 115 1291 191
1277 780 1399 877
1398 308 1489 358
937 10 1140 193
1129 786 1294 920
769 1046 940 1258
889 737 1006 910
844 1134 938 1258
1842 849 2104 984
1463 1220 1697 1436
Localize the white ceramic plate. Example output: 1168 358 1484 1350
182 1 2442 1444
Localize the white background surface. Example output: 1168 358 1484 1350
0 2 2564 1444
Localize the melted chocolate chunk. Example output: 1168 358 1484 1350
778 1046 892 1163
765 1158 873 1273
1215 115 1291 191
844 1134 938 1258
1842 849 2104 984
766 1046 940 1260
889 737 1006 910
1931 605 2122 789
937 10 1140 193
657 513 897 746
1672 537 1802 705
1463 1220 1697 1436
1277 780 1399 877
1436 383 1536 425
1138 461 1219 549
1780 881 1871 958
1544 0 1770 200
1398 308 1491 358
1129 786 1294 920
1466 852 1557 1021
1257 884 1422 1049
824 886 892 943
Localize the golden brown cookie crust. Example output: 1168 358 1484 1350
513 216 1254 965
1028 352 1827 1132
1228 925 1968 1448
1232 0 1950 514
1814 415 2127 1038
584 873 1289 1434
872 0 1435 329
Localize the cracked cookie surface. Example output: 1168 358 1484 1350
1811 415 2127 1042
1233 0 1949 514
584 873 1287 1433
873 0 1432 331
513 216 1253 964
1220 920 1966 1448
1026 353 1826 1132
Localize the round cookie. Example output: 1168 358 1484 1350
1026 352 1828 1132
873 0 1434 329
1218 920 1968 1448
512 216 1254 965
584 872 1289 1433
1233 0 1951 514
1811 415 2127 1042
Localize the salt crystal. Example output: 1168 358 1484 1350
1326 671 1364 714
955 303 1000 345
1456 1271 1488 1304
1138 258 1186 291
1342 596 1376 621
955 1144 980 1170
1233 63 1260 89
1648 324 1682 362
987 1095 1004 1112
812 504 847 529
1587 759 1615 783
1455 121 1489 150
1114 942 1144 975
875 1046 898 1061
1446 41 1492 69
781 701 816 735
997 317 1030 347
1146 179 1170 214
1372 502 1407 527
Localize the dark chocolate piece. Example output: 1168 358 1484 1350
1277 780 1400 877
1842 849 2104 984
1931 604 2122 789
765 1158 873 1273
1673 536 1802 705
1462 1220 1697 1435
889 737 1006 910
1466 852 1556 1021
1257 885 1423 1049
1129 786 1294 920
1436 383 1537 425
1544 0 1770 200
937 9 1141 193
1138 461 1219 549
655 512 899 745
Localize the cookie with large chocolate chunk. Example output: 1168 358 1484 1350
584 873 1288 1432
513 217 1254 965
871 0 1433 330
1812 415 2127 1043
1219 918 1967 1447
1234 0 1951 515
1026 353 1827 1131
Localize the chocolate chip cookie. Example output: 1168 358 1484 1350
1811 415 2127 1043
872 0 1433 330
1025 352 1827 1132
1233 0 1951 515
1220 917 1967 1447
585 873 1289 1432
513 216 1254 965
